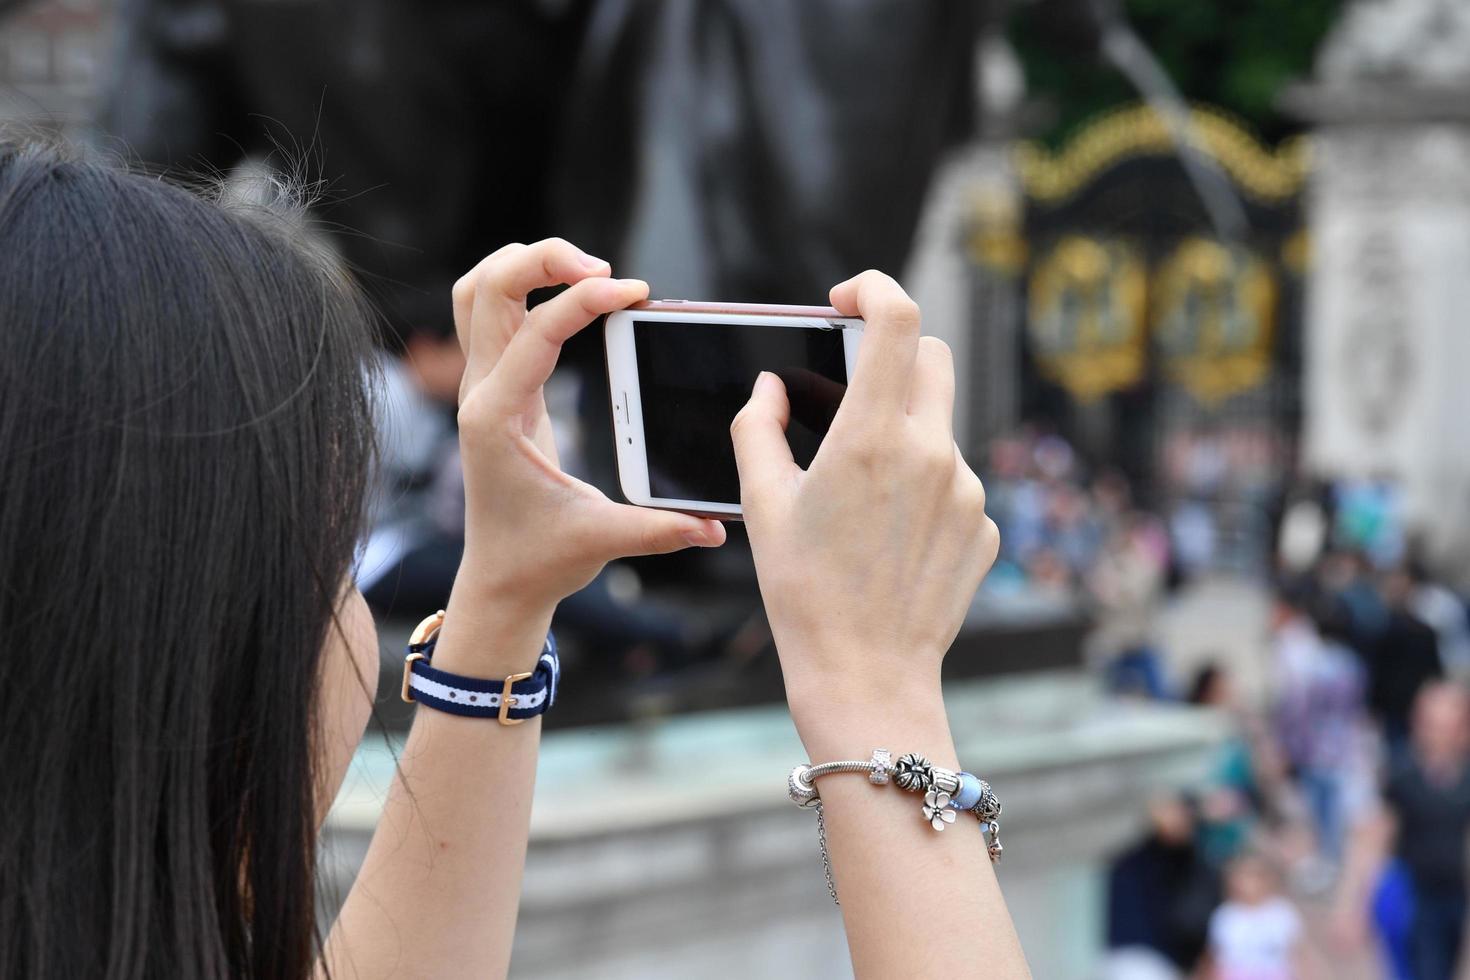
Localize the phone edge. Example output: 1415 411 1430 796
602 313 745 522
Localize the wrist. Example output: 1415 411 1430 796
786 675 954 767
455 541 563 619
429 569 556 678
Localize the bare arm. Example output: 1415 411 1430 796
1331 802 1395 950
1294 934 1329 980
322 240 726 978
732 271 1029 977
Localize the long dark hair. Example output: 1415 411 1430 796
0 138 377 978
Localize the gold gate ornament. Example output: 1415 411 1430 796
1026 235 1147 402
1152 238 1276 405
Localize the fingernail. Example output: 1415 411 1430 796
682 529 715 547
753 370 777 395
577 249 609 270
618 278 647 290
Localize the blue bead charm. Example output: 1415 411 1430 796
953 771 983 811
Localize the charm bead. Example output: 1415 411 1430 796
932 767 961 795
953 771 983 811
893 753 935 792
973 780 1002 821
869 748 892 785
923 788 958 830
787 764 819 808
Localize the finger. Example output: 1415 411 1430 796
907 336 956 439
587 501 727 559
452 242 521 357
777 367 846 436
828 270 921 423
487 277 648 413
454 239 611 391
730 371 800 502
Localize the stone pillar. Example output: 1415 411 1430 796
1285 0 1470 577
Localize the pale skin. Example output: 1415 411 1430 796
312 239 1029 978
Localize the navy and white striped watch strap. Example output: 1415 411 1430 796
401 613 559 724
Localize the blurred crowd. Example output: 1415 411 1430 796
981 424 1292 606
1096 543 1470 979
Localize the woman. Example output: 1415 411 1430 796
0 138 1028 978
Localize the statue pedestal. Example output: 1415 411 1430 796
325 673 1224 979
1285 0 1470 577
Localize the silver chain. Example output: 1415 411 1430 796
814 801 840 905
805 759 880 780
795 751 1003 906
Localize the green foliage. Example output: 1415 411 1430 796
1009 0 1343 146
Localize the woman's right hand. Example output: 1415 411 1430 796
730 271 999 747
434 239 726 677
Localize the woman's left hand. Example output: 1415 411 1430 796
448 238 725 622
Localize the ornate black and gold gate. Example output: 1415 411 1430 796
972 104 1310 570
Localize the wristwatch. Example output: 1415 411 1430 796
400 610 559 725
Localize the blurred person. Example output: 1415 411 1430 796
1276 487 1328 576
1107 795 1222 973
987 432 1049 564
1333 477 1405 571
1319 549 1389 647
1247 737 1320 886
1189 664 1257 867
1169 497 1220 580
1048 482 1105 576
1406 557 1470 681
1201 851 1320 980
1104 641 1172 700
1369 567 1444 755
1089 513 1170 613
0 142 1030 978
358 318 466 614
1027 544 1076 596
1270 584 1369 878
1089 513 1170 678
1091 468 1133 529
1335 682 1470 980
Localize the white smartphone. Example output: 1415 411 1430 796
604 300 865 519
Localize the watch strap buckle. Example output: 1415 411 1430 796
497 671 535 726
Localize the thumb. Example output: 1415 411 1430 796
731 371 798 500
592 501 727 559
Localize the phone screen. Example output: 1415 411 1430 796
632 319 849 503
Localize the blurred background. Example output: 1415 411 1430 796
4 0 1470 976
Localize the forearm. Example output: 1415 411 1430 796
792 681 1030 979
323 579 552 979
1335 807 1393 914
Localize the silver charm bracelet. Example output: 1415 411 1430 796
787 748 1003 905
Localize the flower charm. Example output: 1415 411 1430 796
893 753 935 792
923 789 957 831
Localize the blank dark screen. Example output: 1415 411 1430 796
632 319 849 503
